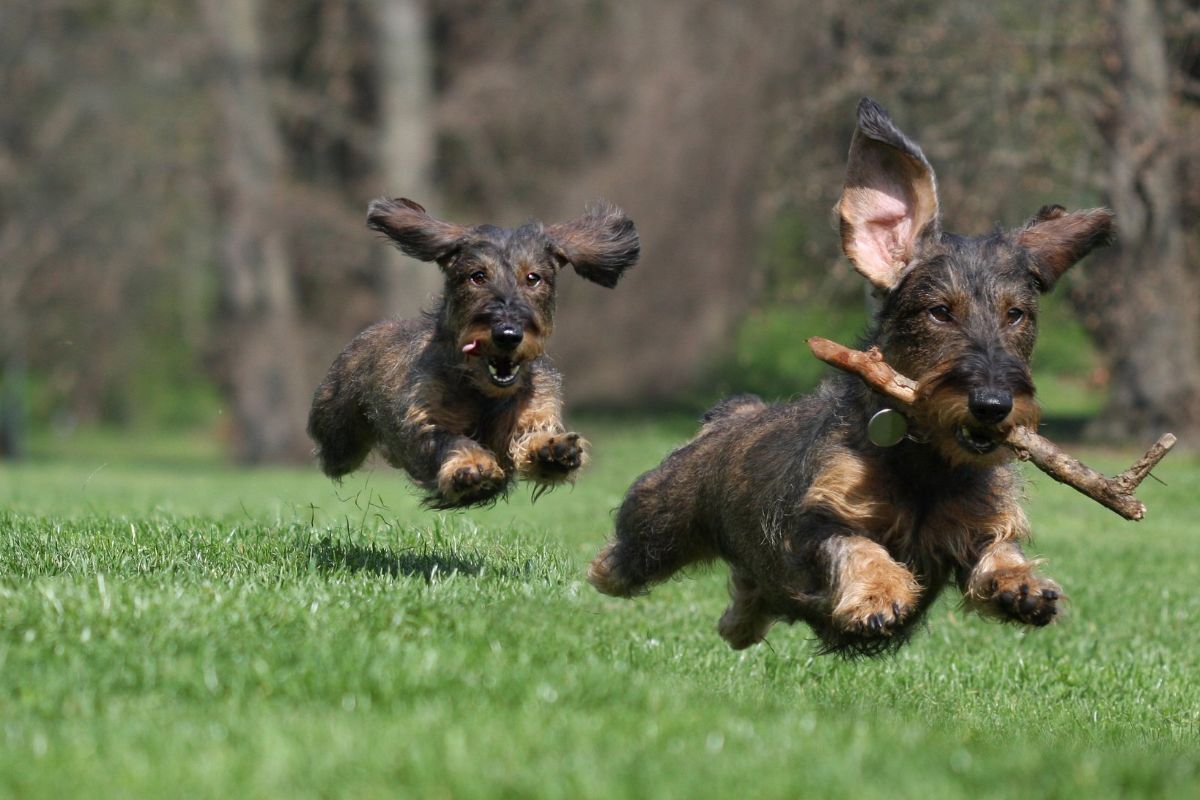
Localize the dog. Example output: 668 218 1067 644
307 198 639 508
588 98 1114 656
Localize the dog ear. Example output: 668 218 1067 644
1017 205 1115 292
835 98 940 291
545 201 640 288
366 197 469 265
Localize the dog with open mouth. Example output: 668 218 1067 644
307 197 639 508
588 98 1114 655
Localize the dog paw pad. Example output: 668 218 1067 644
984 572 1061 626
524 432 586 478
436 451 505 505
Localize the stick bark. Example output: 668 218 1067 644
808 337 1176 521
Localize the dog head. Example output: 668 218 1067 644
367 198 639 396
835 98 1113 464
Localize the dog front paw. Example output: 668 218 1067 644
832 572 917 641
833 597 915 638
522 431 586 482
976 567 1061 626
434 449 506 507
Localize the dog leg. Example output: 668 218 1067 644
514 430 587 485
825 535 920 637
307 396 375 479
717 571 775 650
509 377 587 488
378 398 509 508
588 467 715 597
585 542 652 597
431 440 507 507
961 541 1060 626
307 355 377 479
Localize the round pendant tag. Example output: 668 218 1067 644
867 408 908 447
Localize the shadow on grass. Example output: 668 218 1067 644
308 537 484 582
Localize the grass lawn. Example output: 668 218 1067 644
1 416 1198 798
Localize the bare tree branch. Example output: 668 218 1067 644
808 337 1176 521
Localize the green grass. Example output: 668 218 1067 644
2 418 1199 798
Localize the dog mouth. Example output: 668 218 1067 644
462 338 528 388
486 356 521 387
955 425 1000 455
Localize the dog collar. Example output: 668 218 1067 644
867 408 907 446
867 407 928 447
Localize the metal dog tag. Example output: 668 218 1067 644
867 408 908 447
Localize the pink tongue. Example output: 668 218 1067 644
462 340 481 355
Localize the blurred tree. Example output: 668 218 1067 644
1 1 217 454
198 0 440 461
1067 0 1200 442
4 0 1198 459
0 342 26 460
202 0 312 462
376 0 441 319
261 0 384 342
432 0 859 405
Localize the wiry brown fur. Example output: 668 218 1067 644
589 99 1112 656
308 198 638 508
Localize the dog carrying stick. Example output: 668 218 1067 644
590 99 1123 654
808 337 1175 521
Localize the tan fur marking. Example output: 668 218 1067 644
916 379 1040 469
802 447 1030 574
515 431 589 484
509 387 565 466
826 536 920 631
921 494 1030 569
400 385 480 442
801 450 912 540
400 400 437 440
1010 394 1040 430
456 323 494 355
587 543 636 597
458 326 547 393
509 377 588 484
962 539 1059 620
435 446 505 503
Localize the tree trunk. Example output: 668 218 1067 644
0 241 31 462
202 0 312 463
1071 0 1200 443
375 0 441 319
547 3 768 406
0 330 27 461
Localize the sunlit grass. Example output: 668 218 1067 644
2 416 1197 798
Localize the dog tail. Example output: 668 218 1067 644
701 394 767 427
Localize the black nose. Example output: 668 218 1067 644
968 388 1013 426
491 323 524 350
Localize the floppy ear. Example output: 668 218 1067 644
545 201 640 288
1017 204 1115 292
366 197 469 264
835 98 940 291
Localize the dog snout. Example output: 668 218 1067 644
968 388 1013 426
491 322 524 351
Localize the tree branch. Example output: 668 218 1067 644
808 337 1176 521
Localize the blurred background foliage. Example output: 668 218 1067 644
2 0 1199 463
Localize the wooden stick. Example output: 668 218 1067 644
807 337 1176 521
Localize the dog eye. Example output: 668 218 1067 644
1006 307 1025 326
468 271 487 286
525 272 542 287
928 305 953 323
